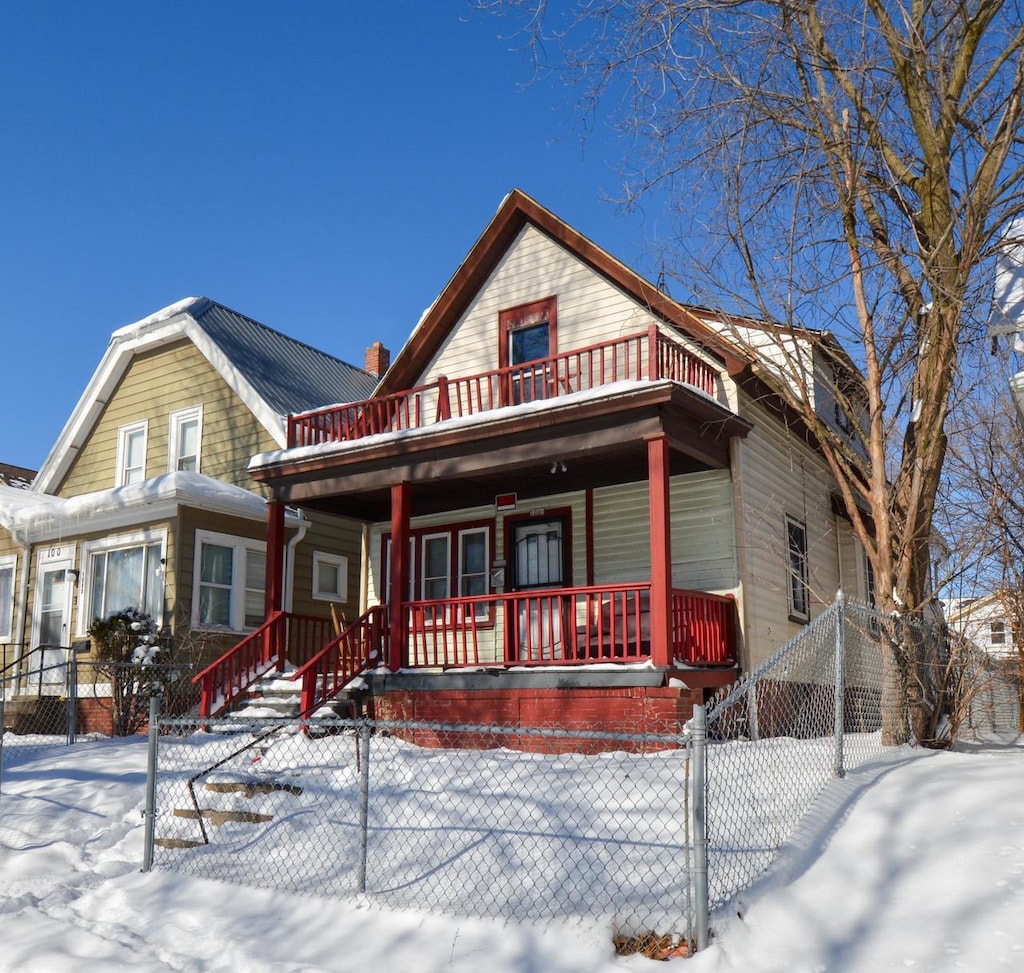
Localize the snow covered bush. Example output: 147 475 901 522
87 608 173 736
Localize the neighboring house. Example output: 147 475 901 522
945 594 1019 658
198 190 876 733
0 298 378 731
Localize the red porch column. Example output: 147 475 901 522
647 435 672 668
389 481 411 672
265 499 287 670
265 500 286 617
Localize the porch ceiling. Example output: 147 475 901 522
256 383 751 520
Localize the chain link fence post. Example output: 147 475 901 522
690 704 709 951
834 590 845 779
357 722 372 894
142 693 162 873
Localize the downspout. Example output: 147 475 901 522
11 525 31 688
359 523 370 616
283 508 309 613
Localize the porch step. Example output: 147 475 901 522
172 807 274 826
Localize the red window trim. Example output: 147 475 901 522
498 296 558 370
381 518 497 626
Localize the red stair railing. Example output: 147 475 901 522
292 605 388 714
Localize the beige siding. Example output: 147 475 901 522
418 226 722 397
57 340 276 497
734 393 843 668
290 510 364 619
592 472 737 591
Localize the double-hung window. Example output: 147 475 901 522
786 515 810 621
116 421 148 486
193 530 266 631
0 555 16 641
169 406 202 473
80 532 165 631
991 620 1007 647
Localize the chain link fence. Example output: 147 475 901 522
150 714 695 938
692 594 960 930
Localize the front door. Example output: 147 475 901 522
508 517 567 661
31 545 75 690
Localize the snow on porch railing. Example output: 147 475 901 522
193 612 337 718
671 590 736 665
287 326 720 448
292 605 388 714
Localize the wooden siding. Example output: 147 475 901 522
591 472 737 592
417 225 722 398
289 509 364 619
56 339 276 496
733 392 843 668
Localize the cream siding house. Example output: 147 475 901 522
192 190 875 734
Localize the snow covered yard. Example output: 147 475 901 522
1 732 1023 972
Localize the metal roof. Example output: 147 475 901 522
192 300 378 415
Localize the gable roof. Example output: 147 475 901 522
34 298 377 494
377 189 749 396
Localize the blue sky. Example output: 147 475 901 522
0 1 672 471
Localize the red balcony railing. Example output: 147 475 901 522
288 326 720 448
193 612 337 718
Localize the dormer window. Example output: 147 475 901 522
169 406 202 473
116 421 148 486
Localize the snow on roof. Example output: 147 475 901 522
110 297 206 340
0 472 267 535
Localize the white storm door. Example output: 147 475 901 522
31 546 75 689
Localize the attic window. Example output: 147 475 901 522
991 620 1006 645
169 407 202 474
116 421 148 487
499 297 557 405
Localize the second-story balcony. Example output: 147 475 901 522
288 326 724 449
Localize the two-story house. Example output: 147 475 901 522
195 191 876 736
0 298 378 732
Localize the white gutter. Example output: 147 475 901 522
283 508 310 612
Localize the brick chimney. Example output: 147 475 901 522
365 341 391 378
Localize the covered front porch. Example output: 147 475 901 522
197 331 752 724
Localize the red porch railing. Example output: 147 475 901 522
288 327 720 448
404 584 735 668
292 605 388 714
671 589 736 665
193 612 337 719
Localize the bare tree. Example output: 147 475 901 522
941 352 1024 725
485 0 1024 741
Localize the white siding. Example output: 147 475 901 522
734 393 843 668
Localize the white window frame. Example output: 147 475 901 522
0 554 17 642
77 529 167 636
990 619 1007 646
115 420 148 487
169 406 203 474
458 527 490 620
785 515 810 621
420 532 452 602
192 529 267 633
312 551 348 602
